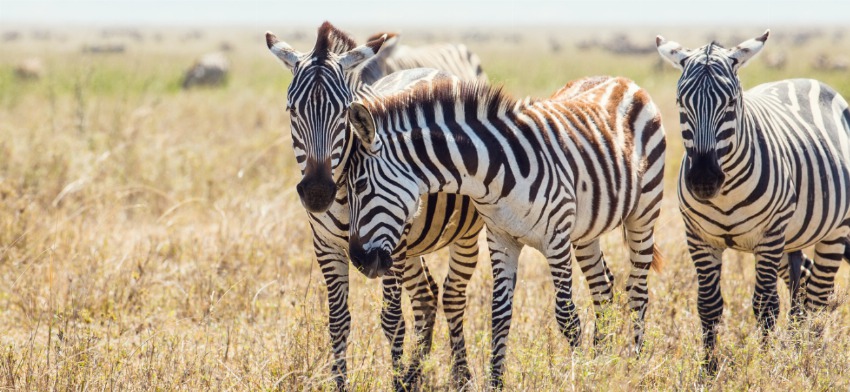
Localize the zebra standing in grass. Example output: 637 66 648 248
359 32 487 84
343 76 666 387
656 30 850 372
266 22 488 389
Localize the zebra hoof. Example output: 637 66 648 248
700 354 719 378
450 363 472 390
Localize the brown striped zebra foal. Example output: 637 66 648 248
265 22 487 389
344 76 667 388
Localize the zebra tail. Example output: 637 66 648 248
651 244 664 273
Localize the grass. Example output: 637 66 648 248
0 25 849 391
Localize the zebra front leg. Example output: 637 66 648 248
487 234 522 390
688 238 724 374
752 242 784 340
443 233 479 388
380 262 406 390
573 240 614 347
623 227 660 354
400 256 438 390
318 253 352 390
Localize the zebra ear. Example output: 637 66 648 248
349 102 378 148
656 36 691 70
266 31 300 71
339 34 387 70
728 29 769 71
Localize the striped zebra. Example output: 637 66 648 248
656 30 850 372
359 32 487 84
344 76 666 387
265 22 487 389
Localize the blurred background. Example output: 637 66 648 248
1 1 849 390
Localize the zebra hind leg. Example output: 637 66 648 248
400 256 438 391
443 234 479 389
778 251 813 322
573 240 615 348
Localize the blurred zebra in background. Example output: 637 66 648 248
360 32 487 84
343 76 666 388
266 22 489 389
657 30 850 373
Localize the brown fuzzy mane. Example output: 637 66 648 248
313 21 357 60
363 79 520 130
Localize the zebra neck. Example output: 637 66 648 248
718 101 761 193
384 104 523 202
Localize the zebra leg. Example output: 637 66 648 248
752 243 784 340
805 237 847 310
573 240 614 346
487 234 522 390
688 238 724 374
623 227 658 355
777 251 813 321
317 250 352 390
545 236 581 347
443 233 479 388
380 262 406 390
398 256 438 390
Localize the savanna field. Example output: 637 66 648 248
1 26 849 391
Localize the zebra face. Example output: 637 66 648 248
657 30 769 200
266 29 388 213
345 147 421 279
286 60 355 213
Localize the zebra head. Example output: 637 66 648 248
266 22 387 213
344 102 421 278
656 30 769 200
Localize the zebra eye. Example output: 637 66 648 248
287 107 298 118
354 178 367 194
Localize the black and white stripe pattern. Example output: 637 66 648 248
266 22 487 389
345 76 666 387
657 30 850 372
360 32 487 85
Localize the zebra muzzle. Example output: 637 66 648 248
348 237 393 279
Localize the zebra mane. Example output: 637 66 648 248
313 21 357 60
363 79 519 128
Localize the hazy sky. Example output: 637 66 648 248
2 0 848 27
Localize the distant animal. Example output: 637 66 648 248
359 32 487 84
182 52 229 89
14 58 44 80
82 44 125 54
657 30 850 373
812 54 849 71
343 75 666 388
763 52 787 69
265 22 488 390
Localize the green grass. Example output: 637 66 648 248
0 26 849 391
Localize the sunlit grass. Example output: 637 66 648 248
0 26 848 390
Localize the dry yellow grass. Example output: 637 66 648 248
0 26 849 391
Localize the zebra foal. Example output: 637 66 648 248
344 76 666 387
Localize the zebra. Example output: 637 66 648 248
359 32 487 84
656 30 850 372
265 22 488 389
343 76 667 387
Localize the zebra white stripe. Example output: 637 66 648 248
345 76 666 388
657 30 850 373
266 22 487 389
